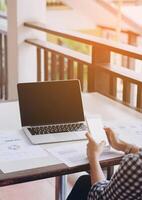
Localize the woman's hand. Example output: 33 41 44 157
86 132 105 164
105 128 139 153
104 128 123 151
104 128 126 151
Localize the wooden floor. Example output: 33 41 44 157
0 169 111 200
0 178 55 200
0 172 87 200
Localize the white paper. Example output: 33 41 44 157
0 131 48 162
0 130 54 173
47 142 123 167
0 145 47 161
87 118 109 146
103 120 142 147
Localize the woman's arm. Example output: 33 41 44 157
89 158 105 185
86 133 106 185
105 128 140 154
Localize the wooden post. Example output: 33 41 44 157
44 49 48 81
137 85 142 111
123 80 130 104
67 59 74 79
88 44 110 94
4 34 8 99
127 31 137 106
51 52 57 80
59 55 64 80
109 76 117 97
77 62 83 90
37 47 41 81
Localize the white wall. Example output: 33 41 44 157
62 0 119 29
62 0 142 34
7 0 46 100
46 9 96 30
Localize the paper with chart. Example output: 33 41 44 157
47 118 123 167
47 142 123 167
0 131 48 161
103 120 142 147
0 130 53 173
48 143 88 167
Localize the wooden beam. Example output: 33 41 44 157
58 55 64 80
77 62 84 90
24 22 142 60
67 59 74 79
137 85 142 110
37 47 41 81
123 80 130 104
4 35 8 100
25 39 91 65
109 76 117 97
98 64 142 86
51 52 56 80
93 45 111 94
44 49 48 81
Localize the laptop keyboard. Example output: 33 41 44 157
28 123 87 135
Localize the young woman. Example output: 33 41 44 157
67 128 142 200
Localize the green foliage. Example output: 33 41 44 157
47 34 91 55
0 0 7 11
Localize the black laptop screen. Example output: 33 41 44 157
17 80 85 126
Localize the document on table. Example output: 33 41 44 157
47 142 123 167
0 130 55 173
103 120 142 147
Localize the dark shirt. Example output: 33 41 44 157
88 150 142 200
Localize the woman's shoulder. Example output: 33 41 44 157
122 148 142 166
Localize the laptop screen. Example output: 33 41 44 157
17 80 85 126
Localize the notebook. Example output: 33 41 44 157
17 80 88 144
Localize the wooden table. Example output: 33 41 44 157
0 93 142 200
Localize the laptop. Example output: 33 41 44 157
17 80 88 144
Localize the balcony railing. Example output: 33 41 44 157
24 21 142 112
0 11 8 100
